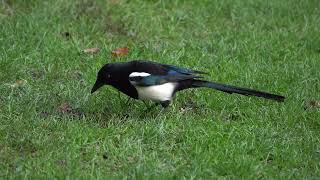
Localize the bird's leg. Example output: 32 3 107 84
160 100 171 108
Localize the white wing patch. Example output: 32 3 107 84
129 72 151 77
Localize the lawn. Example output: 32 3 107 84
1 0 320 179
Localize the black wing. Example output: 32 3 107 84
129 73 198 87
131 60 206 76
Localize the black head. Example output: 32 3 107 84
91 64 114 94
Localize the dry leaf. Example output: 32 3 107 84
83 48 100 54
111 47 128 57
9 79 26 88
304 100 320 109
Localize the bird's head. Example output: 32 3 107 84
91 64 114 94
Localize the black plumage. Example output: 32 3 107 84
91 60 285 107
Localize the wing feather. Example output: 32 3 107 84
129 72 198 87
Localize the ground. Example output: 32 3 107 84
0 0 319 179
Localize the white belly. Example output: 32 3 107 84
134 83 177 102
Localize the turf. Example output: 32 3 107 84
1 0 320 179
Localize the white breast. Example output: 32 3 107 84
129 72 177 102
134 83 177 102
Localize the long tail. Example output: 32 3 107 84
192 80 285 102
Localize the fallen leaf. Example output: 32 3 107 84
304 100 320 109
111 47 128 57
9 80 26 88
83 48 100 54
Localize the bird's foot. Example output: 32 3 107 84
160 100 170 108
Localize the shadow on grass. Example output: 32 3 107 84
36 95 173 128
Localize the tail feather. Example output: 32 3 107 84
192 80 285 102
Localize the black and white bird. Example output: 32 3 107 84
91 60 285 107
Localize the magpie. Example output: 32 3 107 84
91 60 285 108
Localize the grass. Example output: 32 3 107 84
1 0 320 178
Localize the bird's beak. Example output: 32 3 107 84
91 81 103 94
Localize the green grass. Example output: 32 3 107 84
1 0 320 178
